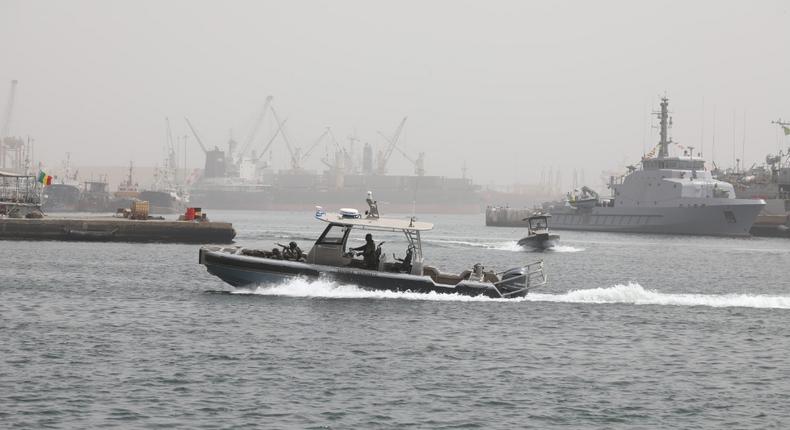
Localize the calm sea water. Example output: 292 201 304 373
2 210 790 429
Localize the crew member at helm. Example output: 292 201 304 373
352 233 377 269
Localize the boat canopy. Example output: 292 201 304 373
316 211 433 232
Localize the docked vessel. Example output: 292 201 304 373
77 178 116 212
138 189 185 214
715 122 790 237
517 214 560 250
200 195 547 298
42 183 80 212
488 98 765 237
41 154 81 212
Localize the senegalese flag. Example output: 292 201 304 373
38 171 53 186
783 126 790 136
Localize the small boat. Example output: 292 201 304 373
64 227 119 239
567 186 599 209
200 194 547 298
517 214 560 250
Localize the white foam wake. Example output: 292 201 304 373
231 279 790 309
546 245 584 253
490 241 585 252
231 277 517 302
491 241 523 252
527 282 790 309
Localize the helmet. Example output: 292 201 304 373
365 233 372 240
289 241 297 248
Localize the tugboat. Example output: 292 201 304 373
41 153 81 212
200 193 548 298
517 213 560 250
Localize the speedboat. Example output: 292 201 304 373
517 214 560 250
200 195 547 298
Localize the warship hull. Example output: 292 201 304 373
488 203 764 237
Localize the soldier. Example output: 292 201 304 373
284 241 303 261
352 233 377 269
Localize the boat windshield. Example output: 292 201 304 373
317 224 350 245
529 217 548 230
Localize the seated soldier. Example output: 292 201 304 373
351 233 377 269
284 241 303 261
395 246 413 273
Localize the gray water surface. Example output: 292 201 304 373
2 210 789 428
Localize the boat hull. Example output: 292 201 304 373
199 247 522 298
517 233 560 250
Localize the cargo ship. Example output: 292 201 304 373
183 110 487 213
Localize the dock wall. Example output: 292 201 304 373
0 218 236 244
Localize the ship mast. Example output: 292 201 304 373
656 97 672 158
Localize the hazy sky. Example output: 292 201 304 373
1 0 788 184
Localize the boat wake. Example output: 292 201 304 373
491 241 585 253
527 282 790 309
229 280 790 309
421 238 584 253
231 278 517 302
546 245 584 253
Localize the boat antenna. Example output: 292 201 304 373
699 96 705 157
712 106 717 167
732 110 737 171
741 110 746 170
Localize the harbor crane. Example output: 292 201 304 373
253 118 287 163
268 103 330 171
184 117 210 154
1 80 27 170
165 117 178 170
1 80 18 138
376 117 424 175
391 145 425 176
238 96 273 163
375 117 407 175
320 129 352 172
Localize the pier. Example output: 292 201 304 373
0 216 235 244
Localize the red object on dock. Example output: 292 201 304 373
185 207 196 221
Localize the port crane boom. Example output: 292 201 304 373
300 127 331 163
268 105 303 170
184 117 209 154
239 96 273 161
390 144 426 176
1 80 18 138
376 116 408 175
254 118 287 163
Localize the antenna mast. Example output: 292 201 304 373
655 96 671 158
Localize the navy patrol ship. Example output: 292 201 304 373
489 97 765 237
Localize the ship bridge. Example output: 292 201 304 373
642 157 705 171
